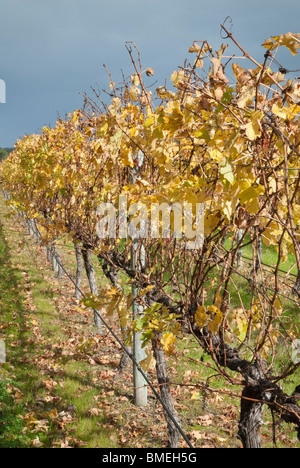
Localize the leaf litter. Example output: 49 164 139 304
0 197 282 448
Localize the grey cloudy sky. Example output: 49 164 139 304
0 0 300 146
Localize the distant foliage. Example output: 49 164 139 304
0 148 13 161
0 148 7 161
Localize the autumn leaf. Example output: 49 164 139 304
146 67 154 77
138 285 155 296
161 332 176 356
189 42 202 53
237 88 255 109
139 347 156 371
32 437 44 448
262 32 300 55
220 160 234 185
195 305 207 329
207 305 223 334
190 390 201 400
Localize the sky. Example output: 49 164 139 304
0 0 300 147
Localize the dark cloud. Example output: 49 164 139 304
0 0 299 146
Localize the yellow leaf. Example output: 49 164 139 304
204 213 220 235
220 160 234 185
207 305 223 334
129 86 140 102
242 121 261 140
144 116 155 128
262 33 300 55
47 409 58 419
131 74 140 86
71 109 81 123
242 110 263 140
239 185 264 206
119 150 134 167
195 305 207 329
272 103 297 119
139 347 156 371
194 57 204 69
161 332 177 356
208 148 224 162
214 292 223 309
237 88 255 109
138 285 155 296
190 390 201 400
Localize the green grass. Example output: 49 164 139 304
0 378 30 448
0 205 119 448
0 219 49 445
223 231 297 275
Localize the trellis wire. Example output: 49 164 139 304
20 211 194 449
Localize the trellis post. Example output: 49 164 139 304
130 150 148 406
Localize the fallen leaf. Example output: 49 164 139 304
197 414 214 426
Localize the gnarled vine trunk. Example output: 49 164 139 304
152 334 181 448
82 244 103 334
74 242 83 300
238 362 266 448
